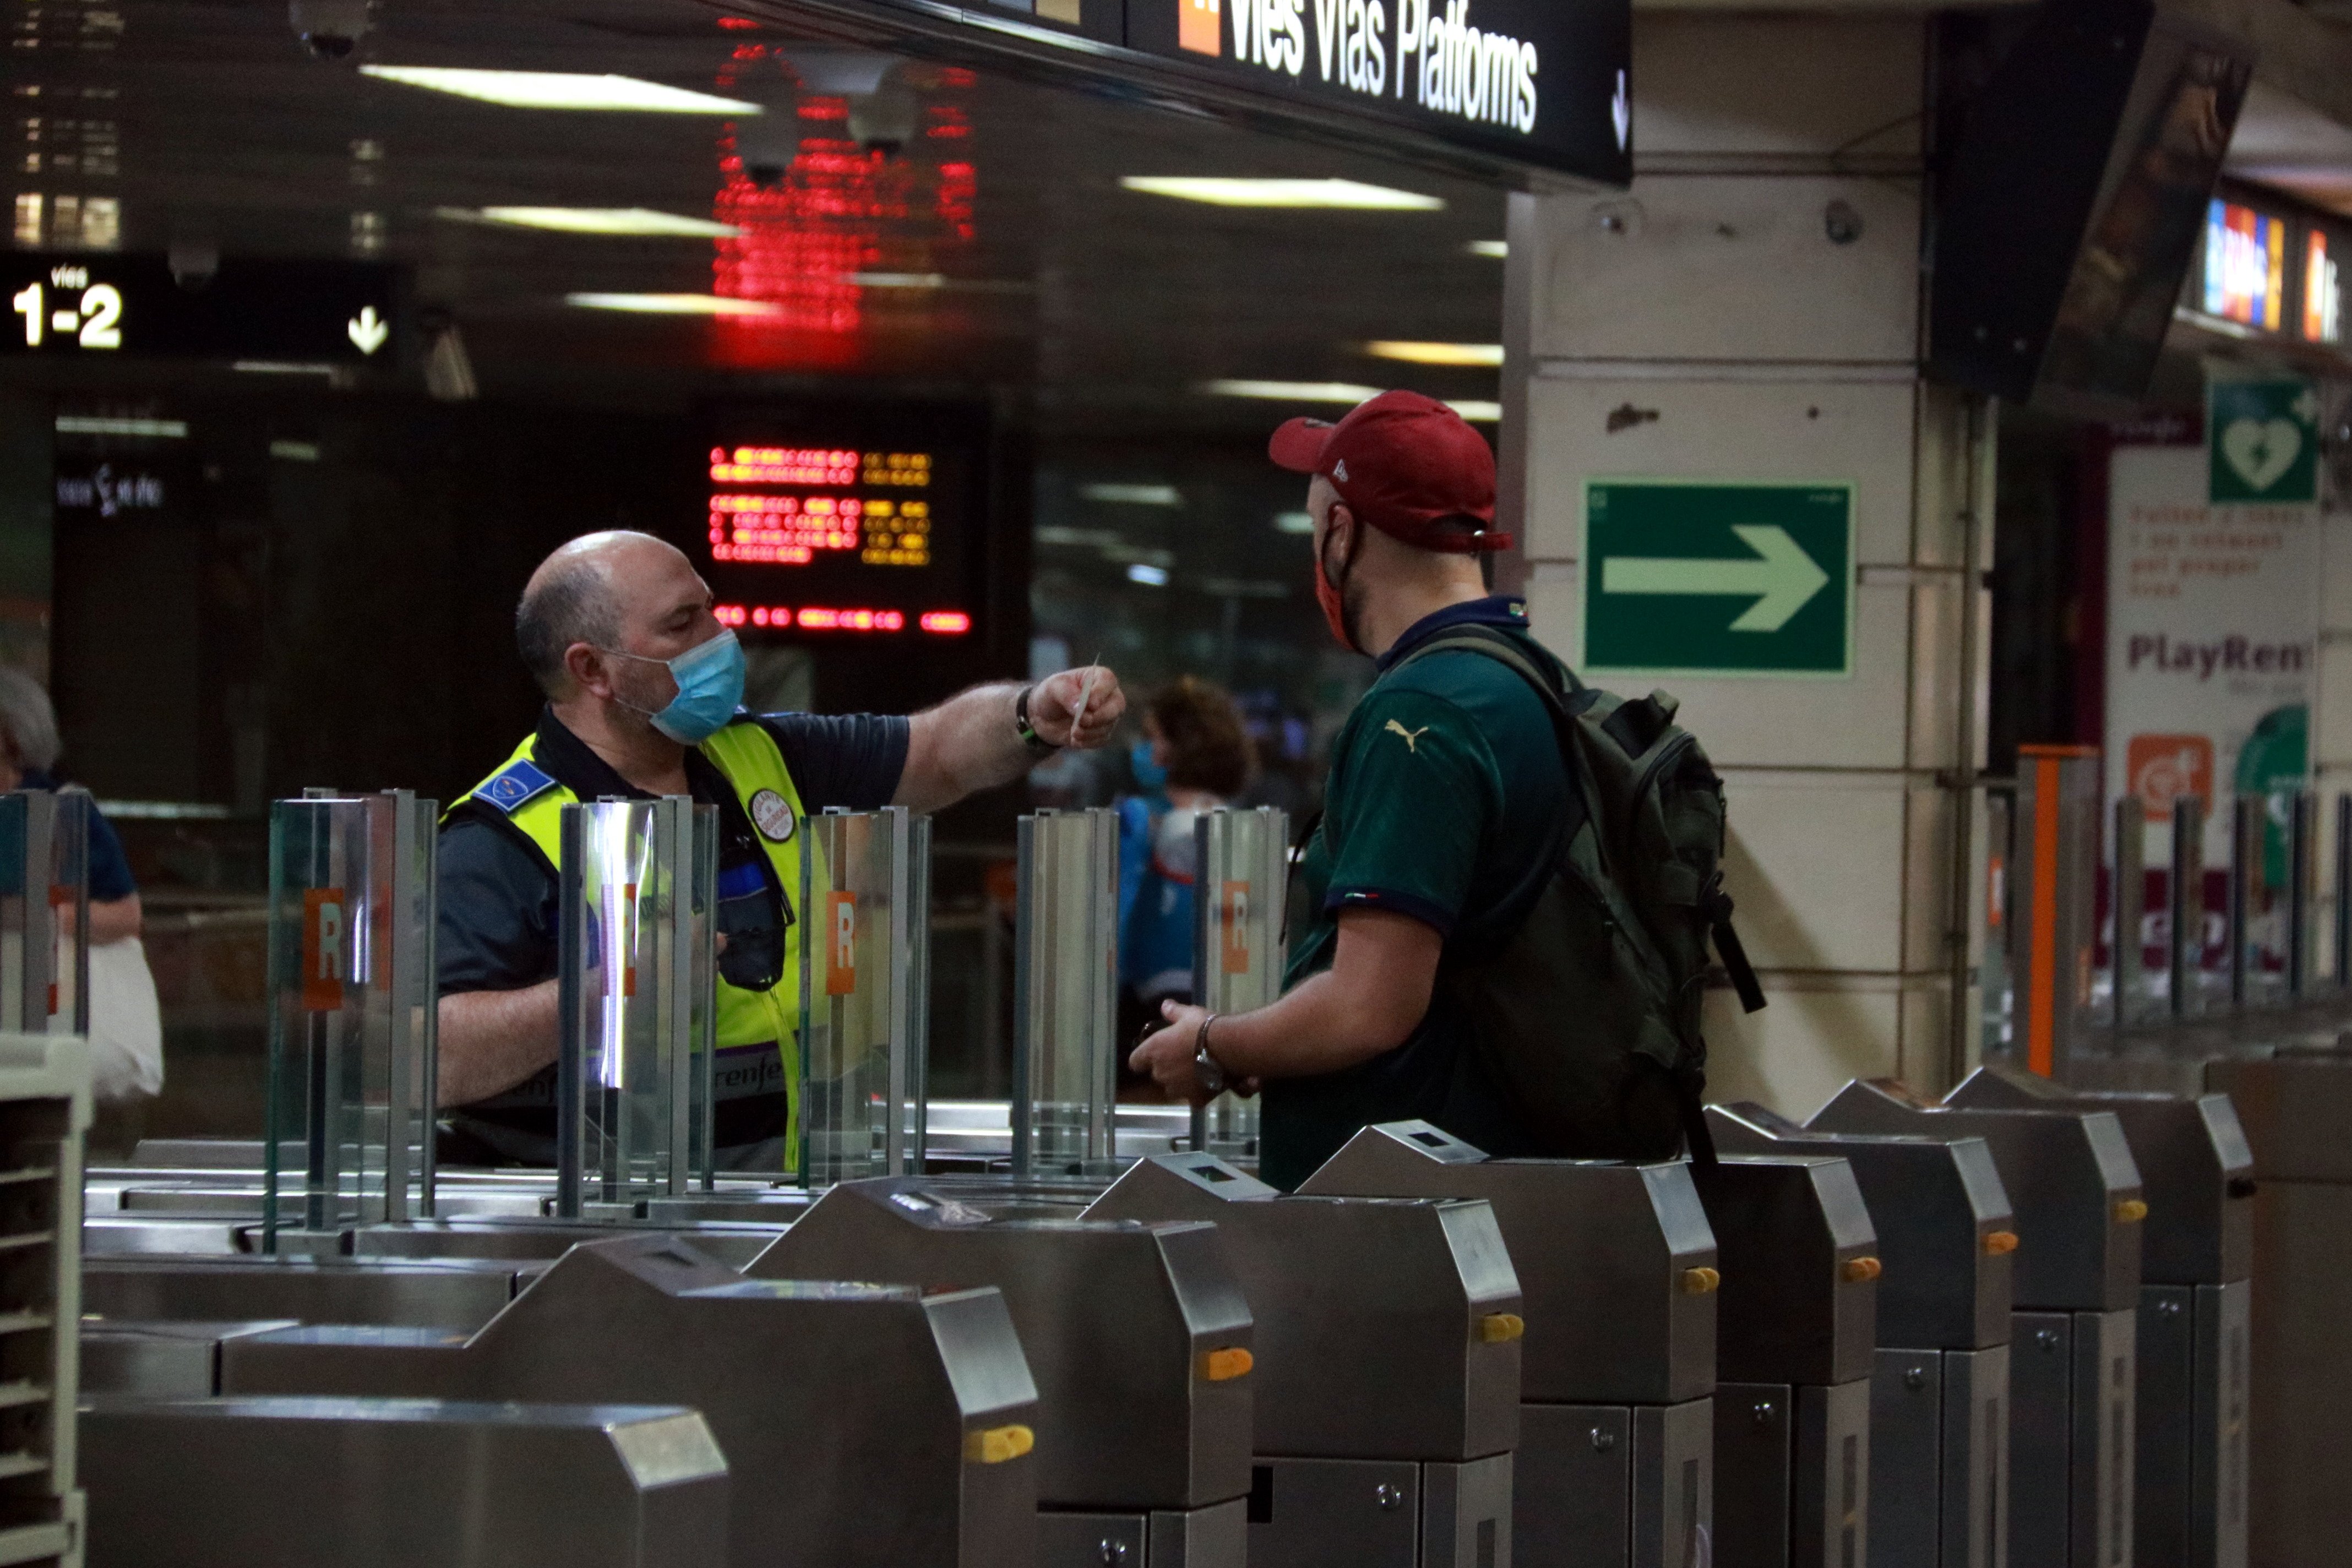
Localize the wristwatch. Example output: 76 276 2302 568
1014 684 1059 753
1194 1015 1228 1098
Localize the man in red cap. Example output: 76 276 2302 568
1130 390 1601 1186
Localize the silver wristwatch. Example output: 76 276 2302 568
1194 1016 1227 1098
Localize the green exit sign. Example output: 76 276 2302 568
1581 479 1855 679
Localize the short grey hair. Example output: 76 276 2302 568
0 668 59 773
515 556 622 698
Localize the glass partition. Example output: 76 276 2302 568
554 796 717 1215
798 805 930 1186
1011 808 1117 1177
262 791 436 1246
1191 807 1288 1158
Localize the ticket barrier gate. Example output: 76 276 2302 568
1704 1107 2014 1568
2203 1050 2352 1568
1810 1081 2144 1568
1298 1122 1717 1568
178 1233 1037 1568
1690 1156 1879 1568
82 1396 731 1568
1081 1153 1521 1568
1946 1067 2254 1568
748 1177 1255 1568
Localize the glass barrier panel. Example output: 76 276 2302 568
799 807 929 1187
263 792 435 1245
1193 807 1287 1159
1012 808 1116 1177
555 796 715 1213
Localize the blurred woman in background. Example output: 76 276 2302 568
0 668 160 1102
1116 676 1253 1097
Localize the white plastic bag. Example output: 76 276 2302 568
88 935 163 1101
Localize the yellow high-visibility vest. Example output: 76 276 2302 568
453 719 810 1164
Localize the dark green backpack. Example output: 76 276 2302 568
1395 627 1765 1163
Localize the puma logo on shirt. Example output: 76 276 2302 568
1384 720 1431 752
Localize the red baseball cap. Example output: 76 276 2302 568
1268 390 1509 553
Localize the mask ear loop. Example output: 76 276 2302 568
1324 509 1368 651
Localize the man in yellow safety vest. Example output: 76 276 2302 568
435 530 1123 1170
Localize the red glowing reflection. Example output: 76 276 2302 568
709 43 978 369
715 603 968 635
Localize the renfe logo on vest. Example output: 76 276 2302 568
827 891 858 998
1184 0 1543 137
303 887 345 1011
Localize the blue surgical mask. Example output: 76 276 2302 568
1130 739 1170 792
611 629 746 744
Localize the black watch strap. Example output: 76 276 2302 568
1014 684 1059 752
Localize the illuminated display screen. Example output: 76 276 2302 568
2202 200 2288 329
701 409 986 638
2306 230 2342 344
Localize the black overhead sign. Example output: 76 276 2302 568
2 254 399 364
792 0 1631 185
1121 0 1629 183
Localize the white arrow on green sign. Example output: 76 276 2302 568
1601 524 1831 633
1582 480 1855 678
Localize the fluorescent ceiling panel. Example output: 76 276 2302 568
439 206 738 237
1120 177 1443 211
361 67 760 115
1364 341 1505 367
566 293 781 315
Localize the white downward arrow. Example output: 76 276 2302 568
347 305 389 355
1602 524 1831 633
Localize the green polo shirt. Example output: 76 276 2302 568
1260 596 1585 1189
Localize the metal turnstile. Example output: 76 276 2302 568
1706 1104 2015 1568
81 1396 730 1568
1298 1121 1716 1568
1691 1156 1879 1568
211 1232 1038 1568
1809 1081 2143 1568
2204 1050 2352 1568
1082 1152 1520 1568
1947 1066 2252 1568
749 1176 1255 1568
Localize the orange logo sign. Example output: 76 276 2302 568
1219 880 1251 974
302 887 346 1011
2127 734 2213 823
827 891 858 997
1179 0 1222 55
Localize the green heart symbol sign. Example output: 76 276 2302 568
2209 380 2318 503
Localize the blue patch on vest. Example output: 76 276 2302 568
478 759 558 814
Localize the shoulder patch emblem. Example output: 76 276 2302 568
749 788 797 843
478 759 558 814
1384 719 1431 753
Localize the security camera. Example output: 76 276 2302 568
166 239 219 292
289 0 371 61
734 94 801 190
846 71 917 160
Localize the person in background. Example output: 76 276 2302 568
0 667 161 1101
1115 677 1254 1096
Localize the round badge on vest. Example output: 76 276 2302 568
749 789 796 843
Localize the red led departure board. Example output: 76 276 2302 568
700 407 986 639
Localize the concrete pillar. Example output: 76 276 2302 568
1499 15 1993 1116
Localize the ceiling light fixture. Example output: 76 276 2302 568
360 67 761 115
1120 177 1444 211
565 293 781 315
847 271 948 288
1080 483 1183 507
1202 379 1384 405
1126 563 1172 587
54 415 187 438
1364 341 1505 367
439 206 739 237
1466 239 1508 258
1274 511 1316 535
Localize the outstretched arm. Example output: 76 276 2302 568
895 666 1125 813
